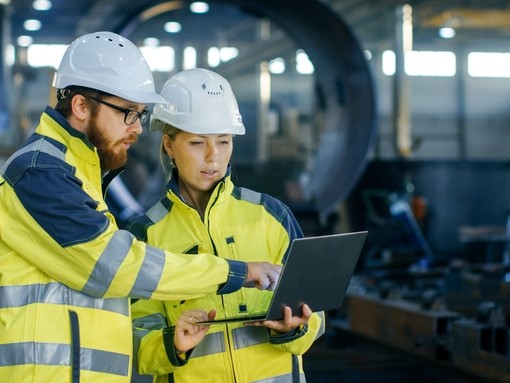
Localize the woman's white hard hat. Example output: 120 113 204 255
151 68 245 135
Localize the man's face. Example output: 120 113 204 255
87 96 146 171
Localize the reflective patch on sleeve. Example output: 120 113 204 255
82 230 134 297
129 243 165 299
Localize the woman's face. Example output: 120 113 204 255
163 131 233 194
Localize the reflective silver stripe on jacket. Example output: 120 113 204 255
145 201 168 223
239 188 262 204
133 313 167 356
189 322 323 358
315 311 326 340
129 244 165 299
232 326 268 349
0 342 130 376
83 230 165 299
255 373 306 383
190 329 306 383
82 230 134 297
190 332 225 358
253 374 306 383
0 138 65 178
189 327 267 359
133 313 167 332
0 283 128 315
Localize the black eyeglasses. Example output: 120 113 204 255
91 97 150 125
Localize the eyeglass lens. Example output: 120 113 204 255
91 97 149 125
126 110 150 125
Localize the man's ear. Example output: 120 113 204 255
71 94 90 122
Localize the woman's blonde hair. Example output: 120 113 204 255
159 124 182 182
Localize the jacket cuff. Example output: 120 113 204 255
269 324 309 344
162 326 191 367
217 259 247 294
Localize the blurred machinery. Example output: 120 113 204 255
338 184 510 382
361 188 434 275
346 289 510 382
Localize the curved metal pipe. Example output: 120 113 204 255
115 0 377 218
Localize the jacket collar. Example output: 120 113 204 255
41 106 95 150
37 106 123 192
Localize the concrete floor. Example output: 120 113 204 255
303 332 487 383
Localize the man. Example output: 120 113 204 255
0 31 280 383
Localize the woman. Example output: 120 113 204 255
130 68 324 383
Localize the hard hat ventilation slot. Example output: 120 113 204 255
202 82 222 95
94 35 123 47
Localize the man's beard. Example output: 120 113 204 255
87 116 135 171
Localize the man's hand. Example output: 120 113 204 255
174 309 216 354
245 304 313 333
244 262 282 290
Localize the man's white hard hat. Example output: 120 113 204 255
52 31 165 104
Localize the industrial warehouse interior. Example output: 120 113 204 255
1 0 510 382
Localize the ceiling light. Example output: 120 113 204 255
164 21 182 33
296 50 314 74
439 27 455 39
269 57 285 74
24 19 42 31
143 37 160 47
17 35 34 47
219 47 238 62
190 2 209 14
33 0 52 11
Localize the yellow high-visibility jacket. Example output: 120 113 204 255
0 108 246 383
130 169 325 383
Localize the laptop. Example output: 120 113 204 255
199 231 368 325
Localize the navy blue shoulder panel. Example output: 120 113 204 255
232 186 304 244
2 134 109 247
126 215 152 242
2 133 73 185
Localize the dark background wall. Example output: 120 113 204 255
346 159 510 264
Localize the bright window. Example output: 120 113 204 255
140 46 175 72
207 46 239 67
208 47 221 67
468 52 510 77
382 50 456 77
27 44 67 68
183 46 197 70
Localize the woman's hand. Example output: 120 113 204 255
245 304 312 334
174 309 216 354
